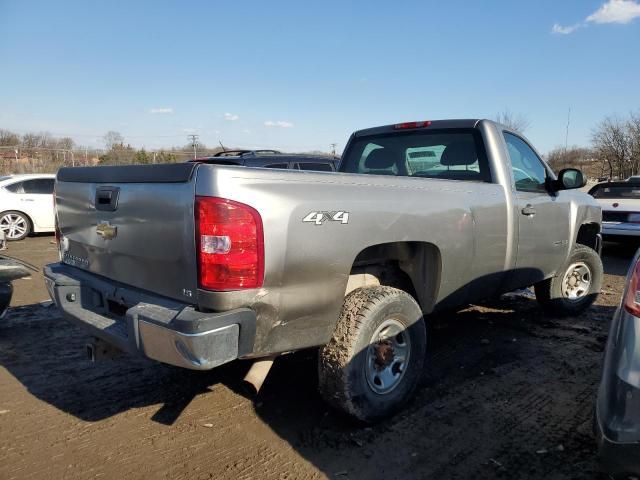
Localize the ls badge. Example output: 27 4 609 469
96 221 118 240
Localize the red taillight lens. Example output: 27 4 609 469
394 121 432 130
195 196 264 291
624 259 640 316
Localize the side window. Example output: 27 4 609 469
296 162 334 171
264 163 288 169
503 133 548 193
4 181 25 194
35 179 55 194
20 179 55 194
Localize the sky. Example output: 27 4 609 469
1 0 639 155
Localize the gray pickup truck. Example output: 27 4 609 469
44 119 603 422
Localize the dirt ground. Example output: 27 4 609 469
0 236 635 480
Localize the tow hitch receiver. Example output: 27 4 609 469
86 337 123 362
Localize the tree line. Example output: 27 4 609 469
0 129 225 173
2 112 640 178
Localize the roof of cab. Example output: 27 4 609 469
353 119 482 137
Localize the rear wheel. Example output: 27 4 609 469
0 211 31 241
534 244 603 317
318 286 427 423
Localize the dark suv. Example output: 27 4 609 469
190 150 339 172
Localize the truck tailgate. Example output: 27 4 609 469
55 163 199 303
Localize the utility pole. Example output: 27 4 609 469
564 107 571 152
188 134 199 159
330 143 337 156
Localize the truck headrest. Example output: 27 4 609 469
364 148 395 169
440 141 477 166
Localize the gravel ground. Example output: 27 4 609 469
0 235 636 480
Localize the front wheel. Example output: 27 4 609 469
318 286 427 423
534 244 603 317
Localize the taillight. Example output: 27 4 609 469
394 121 432 130
195 196 264 291
624 259 640 316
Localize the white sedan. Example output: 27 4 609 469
589 181 640 238
0 174 56 241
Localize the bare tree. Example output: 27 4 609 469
546 146 592 171
0 129 20 146
592 116 629 179
493 109 531 132
103 131 124 151
57 137 75 151
628 112 640 176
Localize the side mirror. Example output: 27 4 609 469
555 168 585 191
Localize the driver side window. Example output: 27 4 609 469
503 132 547 193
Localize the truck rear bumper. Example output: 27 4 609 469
43 262 256 370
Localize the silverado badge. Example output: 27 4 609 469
96 221 117 240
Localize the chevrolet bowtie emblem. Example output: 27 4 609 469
96 221 117 240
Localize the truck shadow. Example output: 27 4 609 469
0 292 616 478
0 303 253 425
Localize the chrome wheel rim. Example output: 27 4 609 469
0 214 27 240
561 262 591 301
365 318 411 395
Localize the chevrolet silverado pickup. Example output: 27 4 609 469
44 119 603 422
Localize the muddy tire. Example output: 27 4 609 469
534 244 603 317
318 286 427 423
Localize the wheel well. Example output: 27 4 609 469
347 242 441 313
576 223 600 250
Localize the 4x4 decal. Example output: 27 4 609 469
303 211 349 225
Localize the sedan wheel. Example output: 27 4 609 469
0 212 30 241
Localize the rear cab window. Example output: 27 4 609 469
340 128 491 182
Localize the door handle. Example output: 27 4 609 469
521 204 536 216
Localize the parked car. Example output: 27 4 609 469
190 149 339 171
45 119 602 422
588 181 640 238
0 174 56 241
596 249 640 477
0 254 37 317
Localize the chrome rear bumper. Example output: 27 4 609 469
43 262 256 370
